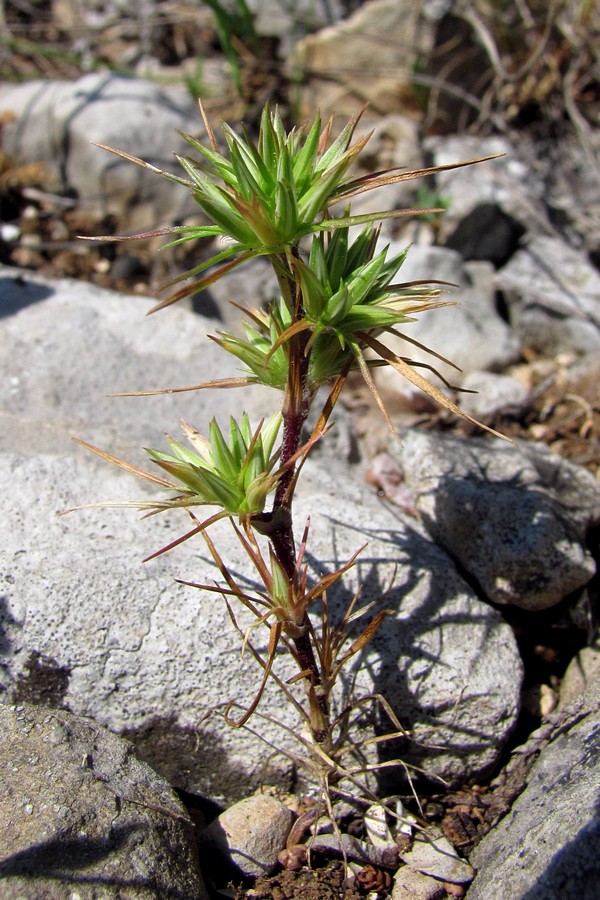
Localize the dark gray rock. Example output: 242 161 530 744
445 202 525 269
394 430 599 610
0 704 208 899
467 708 600 900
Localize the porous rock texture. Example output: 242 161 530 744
496 235 600 357
0 703 207 899
393 430 599 610
1 268 522 801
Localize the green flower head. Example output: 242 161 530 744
146 413 282 518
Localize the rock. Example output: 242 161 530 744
374 246 520 394
424 134 549 241
1 269 522 798
0 74 198 227
200 794 292 877
496 235 600 356
291 0 432 119
392 866 447 899
0 703 208 900
393 430 599 610
400 833 474 884
247 0 342 53
458 371 529 420
544 131 600 257
558 638 600 713
468 706 600 899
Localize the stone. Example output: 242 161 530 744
400 833 474 884
495 235 600 356
1 269 523 799
291 0 431 119
392 866 447 899
374 246 520 395
544 131 600 257
424 134 549 240
0 74 198 227
458 371 529 420
558 638 600 714
199 794 292 877
468 708 600 899
393 430 599 610
0 703 208 899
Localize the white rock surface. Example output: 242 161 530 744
1 269 523 799
291 0 431 119
0 74 198 226
374 247 520 396
400 833 474 884
392 866 447 899
458 371 529 419
468 707 600 899
200 794 292 877
425 134 548 239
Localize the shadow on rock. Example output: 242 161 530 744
0 275 55 317
303 511 522 790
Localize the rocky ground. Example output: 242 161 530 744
1 2 599 899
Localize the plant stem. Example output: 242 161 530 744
267 249 330 738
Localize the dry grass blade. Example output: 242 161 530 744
91 143 191 186
332 609 393 675
148 251 256 314
334 155 505 204
70 438 176 488
224 620 283 727
143 510 228 562
358 332 513 442
108 377 253 397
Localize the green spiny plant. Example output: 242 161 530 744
72 103 505 806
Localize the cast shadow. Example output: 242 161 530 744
0 275 55 317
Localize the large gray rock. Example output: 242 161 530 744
458 371 529 420
393 430 599 611
496 235 600 356
1 269 522 799
374 246 520 395
425 135 549 243
0 74 198 227
467 707 600 899
0 703 207 899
